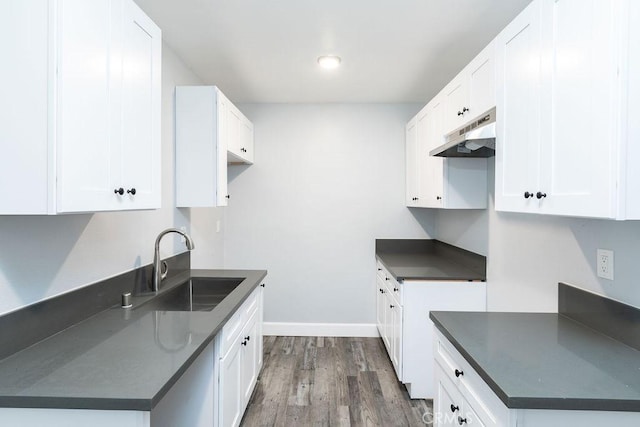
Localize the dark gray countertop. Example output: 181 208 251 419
376 239 486 281
430 311 640 412
0 268 267 411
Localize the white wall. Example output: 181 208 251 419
224 104 435 325
0 44 224 316
436 159 640 312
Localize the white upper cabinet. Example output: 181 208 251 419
406 95 488 210
495 0 640 219
175 86 254 208
442 42 496 135
0 0 161 214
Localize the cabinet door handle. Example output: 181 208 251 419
244 335 250 341
524 191 533 199
536 191 547 199
436 196 442 200
260 283 266 288
458 416 468 425
241 340 247 346
393 287 399 292
462 107 469 113
377 268 382 271
385 277 390 281
127 188 136 195
389 304 394 309
225 195 231 199
450 404 459 413
454 369 464 377
114 187 124 195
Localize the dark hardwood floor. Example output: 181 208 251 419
240 336 433 427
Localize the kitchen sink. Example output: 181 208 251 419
137 277 244 312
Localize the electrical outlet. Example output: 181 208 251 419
597 249 614 280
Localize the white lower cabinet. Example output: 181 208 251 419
214 285 264 427
375 261 486 399
434 329 640 427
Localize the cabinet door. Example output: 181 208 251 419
239 117 254 164
56 0 116 213
434 364 462 427
226 104 242 159
390 299 403 380
219 337 242 427
240 310 259 407
538 0 618 218
405 118 419 206
119 0 161 209
420 98 445 207
494 0 543 213
468 42 496 117
442 76 469 134
216 94 229 206
376 278 386 337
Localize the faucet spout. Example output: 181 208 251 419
153 228 195 292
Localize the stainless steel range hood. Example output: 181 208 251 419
430 107 496 158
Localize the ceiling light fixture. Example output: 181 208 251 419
317 55 341 69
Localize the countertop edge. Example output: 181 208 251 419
376 254 485 282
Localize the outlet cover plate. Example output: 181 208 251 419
597 249 614 280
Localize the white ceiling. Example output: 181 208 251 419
134 0 531 103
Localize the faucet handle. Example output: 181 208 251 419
160 260 168 281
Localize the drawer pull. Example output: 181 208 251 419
454 369 464 378
393 287 399 292
377 268 382 271
385 277 390 281
458 416 468 425
450 404 459 413
241 340 247 346
390 304 395 309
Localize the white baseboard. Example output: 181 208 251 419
262 322 379 337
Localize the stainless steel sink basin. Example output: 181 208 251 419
138 277 244 312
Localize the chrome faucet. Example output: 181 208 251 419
153 228 195 292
